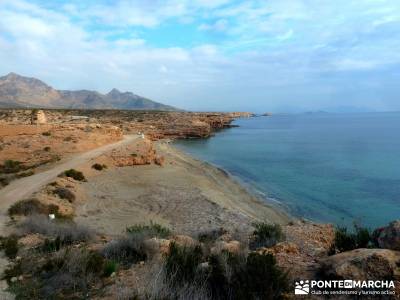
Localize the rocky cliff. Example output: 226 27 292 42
0 73 177 111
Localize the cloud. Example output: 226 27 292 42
0 0 399 112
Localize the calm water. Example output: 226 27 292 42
174 112 400 228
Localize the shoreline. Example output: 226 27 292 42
156 141 292 224
74 138 291 236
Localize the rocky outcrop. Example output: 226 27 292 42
319 248 400 280
373 220 400 251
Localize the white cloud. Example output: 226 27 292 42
0 0 399 112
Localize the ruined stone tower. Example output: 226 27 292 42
31 110 47 125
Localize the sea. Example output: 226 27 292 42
174 112 400 229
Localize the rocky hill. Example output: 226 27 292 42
0 73 177 111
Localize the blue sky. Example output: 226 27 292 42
0 0 399 112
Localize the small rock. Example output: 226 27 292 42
373 220 400 250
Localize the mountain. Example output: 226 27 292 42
0 72 177 110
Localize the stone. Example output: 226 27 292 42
319 248 400 281
373 220 400 250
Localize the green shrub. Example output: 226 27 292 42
16 170 35 178
53 187 75 202
19 215 94 243
0 235 19 259
63 169 86 181
232 252 289 299
0 176 10 187
42 131 51 136
92 163 107 171
330 225 372 254
102 235 147 266
165 242 203 286
103 260 118 277
127 222 171 239
0 160 22 174
250 223 285 249
198 227 228 243
8 198 59 216
162 242 289 300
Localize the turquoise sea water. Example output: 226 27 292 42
174 112 400 228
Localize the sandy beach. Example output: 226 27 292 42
75 141 290 236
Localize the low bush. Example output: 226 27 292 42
0 235 19 259
329 225 372 254
42 131 51 136
16 170 35 178
0 176 10 187
19 215 94 243
161 242 289 300
198 227 228 243
63 169 86 181
0 160 22 174
249 222 285 249
232 252 289 299
165 242 204 286
126 222 171 239
53 187 75 202
92 163 107 171
102 234 147 266
8 198 59 216
103 260 118 277
43 146 51 152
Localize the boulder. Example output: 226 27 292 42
374 220 400 250
172 235 197 248
319 248 400 281
143 238 171 256
211 240 242 255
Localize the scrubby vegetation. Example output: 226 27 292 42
43 146 51 152
62 169 86 181
329 224 372 254
92 163 107 171
3 216 289 300
0 235 19 259
198 227 228 243
0 160 22 174
5 248 108 299
8 198 59 217
19 215 94 243
102 235 147 266
158 242 289 300
126 222 172 239
41 131 51 136
249 222 285 249
53 187 75 203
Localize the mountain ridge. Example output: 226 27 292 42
0 72 177 111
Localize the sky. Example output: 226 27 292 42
0 0 399 112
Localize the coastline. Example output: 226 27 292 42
156 141 292 224
74 139 291 236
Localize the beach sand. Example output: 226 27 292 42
75 141 290 236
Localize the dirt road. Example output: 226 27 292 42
0 135 138 235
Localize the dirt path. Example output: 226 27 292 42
0 135 138 234
0 135 138 299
